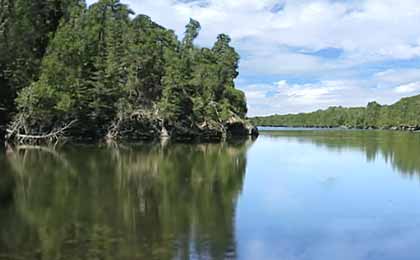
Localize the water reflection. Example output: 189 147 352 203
0 139 252 260
237 130 420 260
263 130 420 176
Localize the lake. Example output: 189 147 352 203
1 129 420 260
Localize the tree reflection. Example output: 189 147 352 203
0 139 253 260
266 130 420 177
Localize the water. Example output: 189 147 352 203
1 129 420 260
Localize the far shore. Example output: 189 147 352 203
257 125 420 132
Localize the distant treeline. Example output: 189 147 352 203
251 94 420 130
0 0 254 144
262 130 420 176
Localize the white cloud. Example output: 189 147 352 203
394 82 420 94
86 0 420 115
278 80 346 105
89 0 420 63
245 90 267 99
244 76 420 116
374 69 420 85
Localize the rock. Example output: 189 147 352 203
161 126 170 138
225 116 259 138
110 114 161 141
249 125 259 137
169 128 197 141
108 112 258 142
386 125 420 132
226 121 249 137
163 121 195 141
407 126 420 132
199 125 224 141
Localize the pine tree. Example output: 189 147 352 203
1 0 84 139
212 34 247 118
159 19 201 123
12 2 251 140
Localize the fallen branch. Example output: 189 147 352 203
6 120 77 144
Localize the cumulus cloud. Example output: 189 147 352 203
243 76 420 116
108 0 420 60
394 82 420 94
244 80 358 115
87 0 420 115
374 69 420 86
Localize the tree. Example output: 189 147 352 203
251 95 420 130
366 101 381 127
159 19 202 123
212 34 246 117
11 3 250 141
182 18 201 49
1 0 84 141
125 15 177 107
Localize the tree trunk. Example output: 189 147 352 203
0 111 6 149
0 129 4 149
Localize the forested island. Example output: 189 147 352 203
252 94 420 131
0 0 257 145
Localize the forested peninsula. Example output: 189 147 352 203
252 94 420 131
0 0 257 145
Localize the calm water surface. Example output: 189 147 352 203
1 129 420 260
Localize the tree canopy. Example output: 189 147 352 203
1 0 252 142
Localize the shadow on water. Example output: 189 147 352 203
262 130 420 177
0 139 254 260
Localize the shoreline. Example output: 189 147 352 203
257 125 420 132
2 121 259 147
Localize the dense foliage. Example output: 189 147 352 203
0 0 82 137
1 0 250 142
252 95 420 130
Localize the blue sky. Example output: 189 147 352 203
87 0 420 116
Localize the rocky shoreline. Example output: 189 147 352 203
3 116 258 146
110 117 259 142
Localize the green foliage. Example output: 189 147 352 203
0 0 84 138
252 95 420 129
6 0 248 139
0 0 83 102
182 18 201 49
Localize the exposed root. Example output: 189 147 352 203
105 109 163 141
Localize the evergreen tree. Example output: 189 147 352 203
212 34 246 118
10 1 252 141
159 19 201 123
1 0 84 140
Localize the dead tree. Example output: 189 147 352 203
6 118 77 145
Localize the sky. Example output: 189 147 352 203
87 0 420 116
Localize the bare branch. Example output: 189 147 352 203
6 120 77 144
